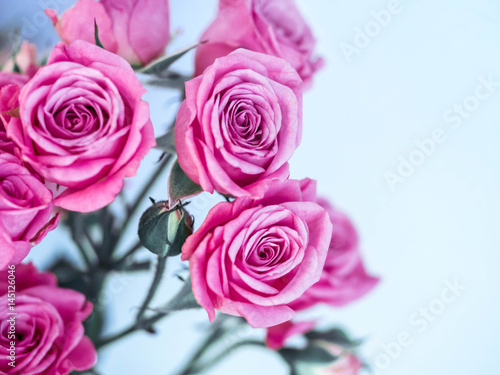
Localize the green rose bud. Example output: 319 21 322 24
292 343 362 375
138 200 194 257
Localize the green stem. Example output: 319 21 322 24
188 340 266 374
68 213 94 269
83 225 99 254
119 153 173 240
113 240 143 269
95 324 137 349
175 314 230 375
94 276 198 349
100 206 116 260
73 153 174 349
84 268 107 342
135 255 168 322
105 153 173 261
75 240 93 270
95 309 169 349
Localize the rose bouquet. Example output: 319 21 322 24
0 1 378 374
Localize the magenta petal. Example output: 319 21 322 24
30 212 60 245
0 229 15 271
236 303 295 328
127 0 170 65
189 234 217 322
266 320 316 350
53 172 124 212
63 336 98 371
46 0 118 53
0 263 57 291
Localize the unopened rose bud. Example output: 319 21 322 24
294 343 362 375
138 200 193 257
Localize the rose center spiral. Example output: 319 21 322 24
226 99 263 147
0 178 28 201
247 235 285 267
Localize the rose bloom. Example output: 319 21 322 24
175 48 302 198
295 344 362 375
290 199 379 311
46 0 170 66
195 0 323 88
0 152 59 270
0 72 28 154
182 179 332 328
267 321 362 374
0 73 29 90
7 41 156 212
266 319 316 350
0 264 96 374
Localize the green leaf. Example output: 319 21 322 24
144 71 191 90
305 328 360 348
139 41 206 75
168 160 203 206
12 60 20 74
2 107 20 118
155 125 176 154
94 19 105 49
280 345 339 365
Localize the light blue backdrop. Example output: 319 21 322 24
1 0 499 374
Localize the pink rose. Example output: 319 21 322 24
46 0 170 66
0 73 28 90
7 41 156 212
175 48 302 198
295 344 362 375
181 179 332 328
266 320 316 350
195 0 323 89
0 264 97 374
266 320 362 374
0 153 59 270
0 72 28 154
290 199 379 311
1 41 39 78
